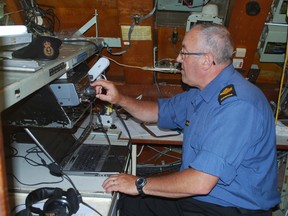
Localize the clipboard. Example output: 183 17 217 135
140 122 181 138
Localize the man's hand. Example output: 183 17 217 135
91 79 158 123
90 79 123 105
102 174 139 195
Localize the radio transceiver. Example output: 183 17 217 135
50 57 110 106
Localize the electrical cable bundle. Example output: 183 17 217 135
19 0 60 36
137 162 181 177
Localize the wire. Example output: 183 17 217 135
102 55 144 70
94 108 131 169
6 145 47 168
105 0 158 56
140 0 157 20
81 201 103 216
7 172 64 186
5 145 18 157
62 173 103 216
153 71 164 97
275 38 288 122
113 108 133 172
3 10 23 17
105 21 135 56
19 0 60 36
138 146 182 165
137 145 145 157
94 111 112 146
9 143 103 215
136 161 181 176
278 66 288 115
94 110 129 172
100 73 107 80
6 144 65 186
146 145 182 160
102 54 180 73
137 160 182 167
63 40 180 73
19 144 103 215
114 109 132 142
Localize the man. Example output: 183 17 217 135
91 23 280 216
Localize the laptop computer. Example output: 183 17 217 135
24 127 130 176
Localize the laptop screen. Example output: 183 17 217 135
24 127 79 165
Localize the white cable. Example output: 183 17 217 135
147 145 182 160
136 145 145 158
100 74 107 80
102 55 181 74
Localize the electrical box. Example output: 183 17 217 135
157 0 204 12
258 25 287 62
258 0 287 63
156 0 230 28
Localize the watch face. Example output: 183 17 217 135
137 178 146 186
136 178 147 196
137 178 144 185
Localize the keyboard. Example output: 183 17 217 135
70 145 109 171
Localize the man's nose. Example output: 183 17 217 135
176 53 182 63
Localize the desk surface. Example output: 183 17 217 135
115 117 288 150
126 134 288 148
115 117 183 145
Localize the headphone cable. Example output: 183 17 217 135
62 173 103 216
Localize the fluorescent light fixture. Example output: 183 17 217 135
0 25 28 36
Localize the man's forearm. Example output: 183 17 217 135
142 169 218 198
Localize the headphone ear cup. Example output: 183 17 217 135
24 187 80 216
15 208 33 216
43 188 79 215
25 187 61 215
43 198 70 216
66 188 80 214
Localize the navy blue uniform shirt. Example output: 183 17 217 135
158 64 280 210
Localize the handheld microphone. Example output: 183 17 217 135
88 57 110 81
80 57 110 99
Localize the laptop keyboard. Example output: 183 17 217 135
70 145 109 171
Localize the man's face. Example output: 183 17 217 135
176 28 205 88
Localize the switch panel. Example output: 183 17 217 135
232 58 244 69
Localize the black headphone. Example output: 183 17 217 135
16 187 80 216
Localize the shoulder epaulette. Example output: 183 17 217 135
218 84 237 105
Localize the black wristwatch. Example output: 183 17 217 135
135 177 147 196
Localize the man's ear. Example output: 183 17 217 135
202 53 215 70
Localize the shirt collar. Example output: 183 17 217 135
199 64 235 103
